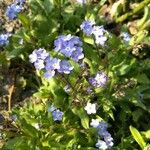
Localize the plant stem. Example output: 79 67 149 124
93 38 101 59
8 85 14 112
116 0 150 23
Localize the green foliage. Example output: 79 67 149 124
1 0 150 149
130 126 146 149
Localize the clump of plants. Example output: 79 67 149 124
0 0 150 149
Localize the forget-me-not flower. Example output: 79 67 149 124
89 71 108 88
84 102 96 115
15 0 25 5
52 109 64 121
76 0 86 4
29 48 49 70
90 119 100 128
80 20 95 35
0 33 11 46
54 34 84 62
44 70 55 79
6 3 22 20
80 20 108 46
120 32 131 43
58 60 74 74
96 139 108 150
92 26 107 46
45 57 61 70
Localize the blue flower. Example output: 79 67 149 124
61 45 76 57
6 4 22 20
80 20 95 36
52 109 64 121
97 121 114 149
54 34 84 62
120 32 131 43
45 57 61 71
44 57 62 79
15 0 25 5
89 72 108 88
92 26 106 37
54 35 65 52
0 33 11 46
35 48 49 60
44 70 55 79
80 20 108 46
97 121 108 132
103 132 114 148
48 105 64 121
71 47 84 62
92 26 107 46
89 77 97 87
29 48 49 70
34 59 45 70
58 60 74 74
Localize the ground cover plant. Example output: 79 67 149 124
0 0 150 149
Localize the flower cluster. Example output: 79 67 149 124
90 120 114 150
80 20 108 46
6 0 25 20
44 57 73 78
29 48 49 70
89 71 108 88
0 33 11 46
29 48 74 79
48 105 64 121
54 34 84 62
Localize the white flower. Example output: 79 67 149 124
48 105 56 112
33 123 40 130
29 51 37 63
90 119 100 128
96 140 108 150
76 0 86 4
84 102 96 114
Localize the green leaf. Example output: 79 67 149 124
8 48 22 58
3 137 28 150
44 0 54 14
18 13 30 29
83 36 94 45
129 125 146 149
48 78 68 108
107 34 121 49
144 144 150 150
0 52 7 65
21 119 39 138
112 58 136 76
129 30 148 46
72 107 89 129
142 130 150 140
136 74 150 84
